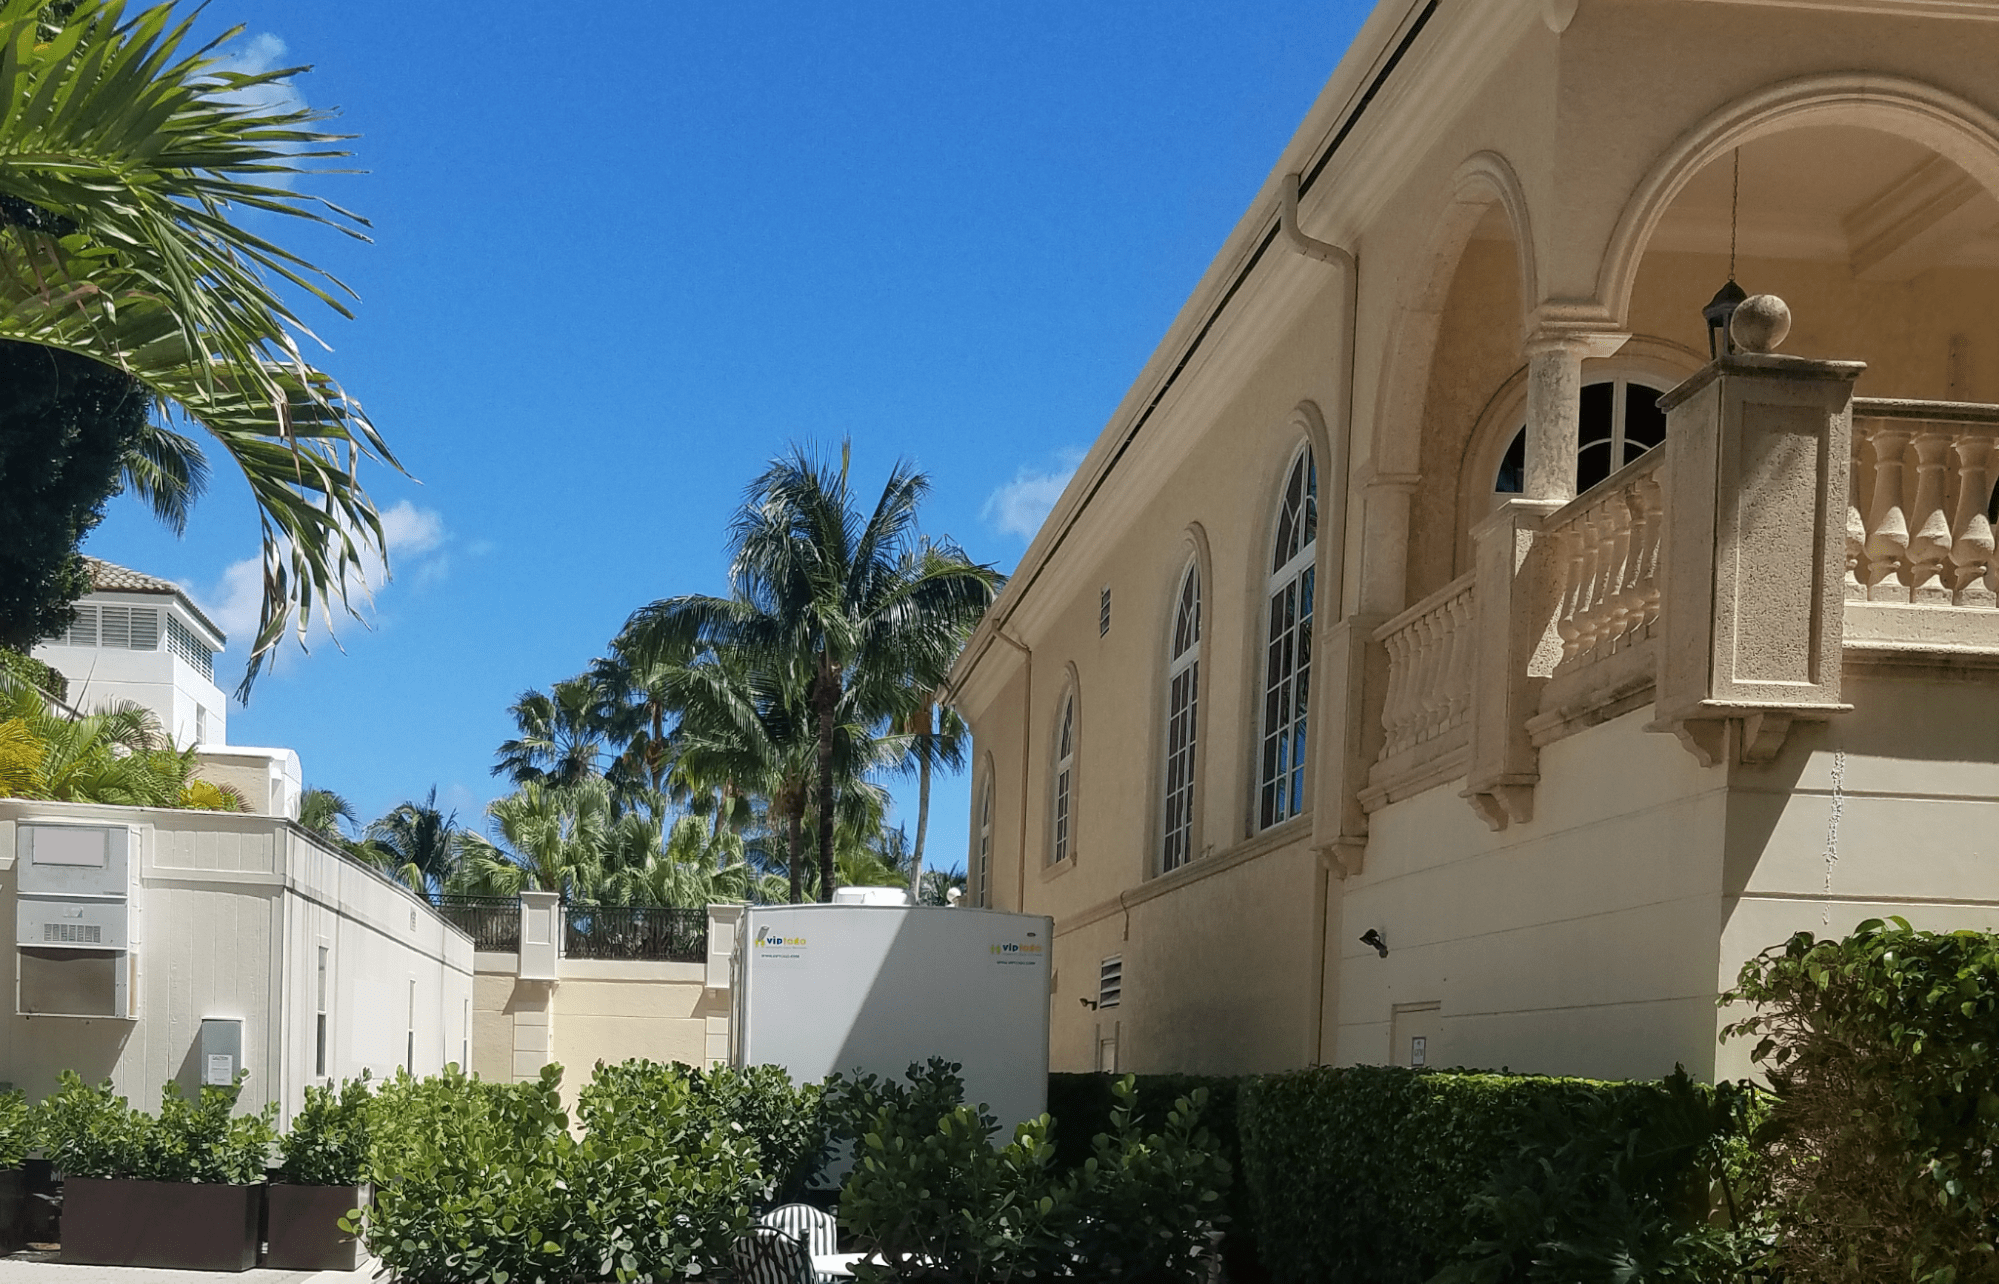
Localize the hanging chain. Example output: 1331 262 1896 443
1729 148 1741 282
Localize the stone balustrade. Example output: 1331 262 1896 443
1849 399 1999 607
1545 449 1665 675
1374 573 1476 763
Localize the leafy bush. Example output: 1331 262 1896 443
278 1076 373 1186
1723 918 1999 1284
579 1059 822 1202
1434 1069 1771 1284
0 1089 29 1170
836 1060 1229 1283
0 647 65 702
31 1071 275 1184
1239 1064 1762 1284
362 1062 767 1283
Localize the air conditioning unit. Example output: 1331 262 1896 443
16 823 140 1019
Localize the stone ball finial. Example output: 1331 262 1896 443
1730 294 1792 354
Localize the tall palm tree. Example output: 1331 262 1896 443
298 787 356 844
589 632 682 805
627 445 998 902
451 778 610 901
362 788 462 896
0 1 401 687
493 677 604 789
894 693 967 903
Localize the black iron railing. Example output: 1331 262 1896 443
433 896 521 952
564 903 708 962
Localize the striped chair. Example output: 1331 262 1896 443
757 1204 839 1282
729 1225 812 1284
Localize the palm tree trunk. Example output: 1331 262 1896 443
908 704 932 902
815 654 838 904
786 802 804 905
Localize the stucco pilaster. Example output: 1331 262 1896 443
1462 498 1565 830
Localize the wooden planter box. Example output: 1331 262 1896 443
59 1177 262 1271
0 1168 23 1254
265 1182 370 1271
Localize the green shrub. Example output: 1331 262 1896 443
278 1076 372 1186
579 1059 822 1202
836 1060 1229 1283
1239 1064 1762 1284
0 647 66 703
1723 918 1999 1284
31 1071 275 1184
1434 1069 1771 1284
0 1088 29 1170
362 1062 767 1283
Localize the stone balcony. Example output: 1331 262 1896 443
1359 322 1999 841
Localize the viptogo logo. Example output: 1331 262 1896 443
991 941 1044 956
755 926 807 948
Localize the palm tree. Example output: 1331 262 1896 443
362 788 462 895
298 787 357 844
589 632 682 805
627 445 999 902
493 678 604 789
451 779 610 901
893 693 967 903
0 671 244 808
0 1 401 688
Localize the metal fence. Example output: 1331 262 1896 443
564 903 708 962
433 896 521 953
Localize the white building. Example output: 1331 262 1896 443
5 560 474 1121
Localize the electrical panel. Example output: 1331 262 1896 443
16 822 140 1019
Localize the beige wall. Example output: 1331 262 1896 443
471 952 726 1104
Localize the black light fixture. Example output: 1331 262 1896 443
1079 997 1098 1010
1359 929 1388 958
1704 279 1748 360
1704 148 1748 360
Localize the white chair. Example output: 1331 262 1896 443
757 1203 839 1282
731 1225 812 1284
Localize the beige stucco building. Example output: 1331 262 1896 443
947 0 1999 1084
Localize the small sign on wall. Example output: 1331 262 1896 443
1410 1036 1427 1067
203 1053 235 1086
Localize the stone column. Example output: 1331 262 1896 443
1523 333 1631 503
1461 497 1564 829
1653 317 1862 765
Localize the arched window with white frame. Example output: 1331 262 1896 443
1161 562 1201 872
1051 690 1077 864
1259 446 1316 831
976 774 994 906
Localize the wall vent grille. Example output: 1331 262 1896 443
43 922 103 944
1098 955 1122 1009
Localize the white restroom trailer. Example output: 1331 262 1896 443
733 904 1053 1132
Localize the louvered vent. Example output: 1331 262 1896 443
62 605 98 647
43 922 103 945
1098 955 1122 1009
1099 586 1112 637
167 616 215 680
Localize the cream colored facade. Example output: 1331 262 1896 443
949 0 1999 1083
470 899 734 1104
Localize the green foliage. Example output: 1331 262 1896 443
1238 1064 1762 1284
361 1062 778 1283
0 672 249 809
1434 1070 1772 1284
835 1060 1229 1283
0 1087 29 1169
578 1059 824 1201
1723 918 1999 1284
30 1070 274 1184
0 343 149 650
0 645 67 702
278 1076 373 1187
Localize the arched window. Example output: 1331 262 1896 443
976 776 994 906
1259 447 1316 830
1161 563 1201 872
1493 378 1669 496
1051 692 1076 864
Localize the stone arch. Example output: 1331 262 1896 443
1370 151 1540 479
1597 73 1999 327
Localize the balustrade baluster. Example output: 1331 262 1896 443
1949 428 1998 608
1863 425 1914 599
1635 475 1664 631
1906 429 1955 602
1415 611 1448 743
1442 592 1473 727
1554 525 1586 663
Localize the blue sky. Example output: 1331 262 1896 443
82 1 1367 870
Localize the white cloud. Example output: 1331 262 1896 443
190 502 450 657
982 449 1085 541
211 33 305 117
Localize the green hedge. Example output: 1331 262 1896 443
0 648 66 703
1237 1065 1761 1284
